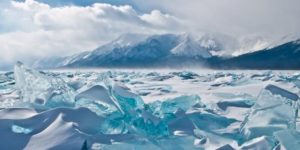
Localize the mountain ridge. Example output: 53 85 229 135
208 39 300 69
33 33 300 69
34 33 215 68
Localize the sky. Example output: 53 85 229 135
0 0 300 70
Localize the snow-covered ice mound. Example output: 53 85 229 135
0 62 300 149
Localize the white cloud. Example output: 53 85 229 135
12 0 50 10
141 10 180 27
0 0 182 69
133 0 300 54
134 0 300 36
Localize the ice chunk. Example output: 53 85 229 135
67 80 85 90
74 82 132 134
161 95 201 112
240 84 299 140
14 62 75 108
121 101 170 137
239 136 277 150
277 73 300 83
72 78 170 137
130 113 169 137
89 82 170 137
189 111 237 132
265 84 299 101
168 109 196 135
148 95 202 119
250 71 274 81
99 111 128 134
171 71 199 80
118 109 170 138
75 85 118 116
274 129 300 150
212 75 235 86
110 83 144 114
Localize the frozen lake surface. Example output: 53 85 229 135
0 63 300 149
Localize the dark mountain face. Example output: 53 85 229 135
208 41 300 70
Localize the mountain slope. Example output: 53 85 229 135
34 33 214 68
171 34 212 58
208 40 300 69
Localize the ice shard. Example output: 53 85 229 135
171 71 199 80
14 62 75 108
109 83 169 137
239 136 277 150
240 84 299 140
274 129 300 150
74 79 170 137
124 95 203 137
250 71 274 81
148 95 202 119
75 85 118 116
110 83 145 114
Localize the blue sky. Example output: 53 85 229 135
0 0 300 70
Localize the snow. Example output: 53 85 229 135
0 63 300 149
112 33 149 48
171 34 212 58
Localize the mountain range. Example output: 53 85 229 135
208 40 300 69
33 33 300 69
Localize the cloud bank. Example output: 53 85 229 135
0 0 182 69
134 0 300 37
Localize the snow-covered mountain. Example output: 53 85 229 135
171 34 212 57
208 39 300 69
33 32 300 69
33 33 216 68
